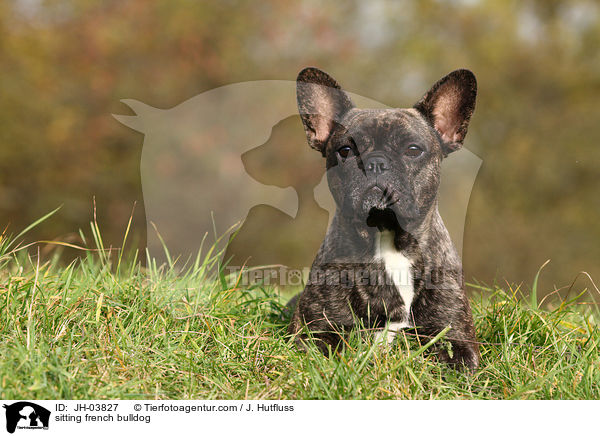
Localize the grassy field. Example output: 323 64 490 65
1 215 599 400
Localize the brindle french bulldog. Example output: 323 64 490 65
288 67 479 370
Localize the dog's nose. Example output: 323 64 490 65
365 155 389 175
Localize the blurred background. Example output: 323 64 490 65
1 0 599 296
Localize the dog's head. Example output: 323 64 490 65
296 67 476 232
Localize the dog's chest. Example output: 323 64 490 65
374 230 414 320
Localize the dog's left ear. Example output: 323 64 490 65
296 67 354 155
414 69 477 156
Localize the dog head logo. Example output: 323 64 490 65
3 402 50 433
113 80 481 269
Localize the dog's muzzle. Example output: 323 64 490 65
361 184 400 210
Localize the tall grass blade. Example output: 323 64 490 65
531 259 550 309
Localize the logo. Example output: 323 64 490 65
2 402 50 434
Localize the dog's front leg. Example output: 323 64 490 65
287 292 351 355
412 289 480 371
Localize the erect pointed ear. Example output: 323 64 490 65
296 67 354 155
414 69 477 156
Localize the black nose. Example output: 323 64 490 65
365 154 389 175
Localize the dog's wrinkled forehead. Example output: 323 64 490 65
337 108 439 149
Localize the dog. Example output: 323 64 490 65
287 67 480 370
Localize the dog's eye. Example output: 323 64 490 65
338 146 352 159
405 145 424 158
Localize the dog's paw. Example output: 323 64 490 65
438 342 480 372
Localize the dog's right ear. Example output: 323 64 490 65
413 69 477 156
296 67 354 155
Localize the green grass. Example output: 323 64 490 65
0 217 599 399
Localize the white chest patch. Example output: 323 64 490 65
374 231 414 344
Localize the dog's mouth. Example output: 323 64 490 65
366 207 400 231
360 184 420 231
362 185 400 231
